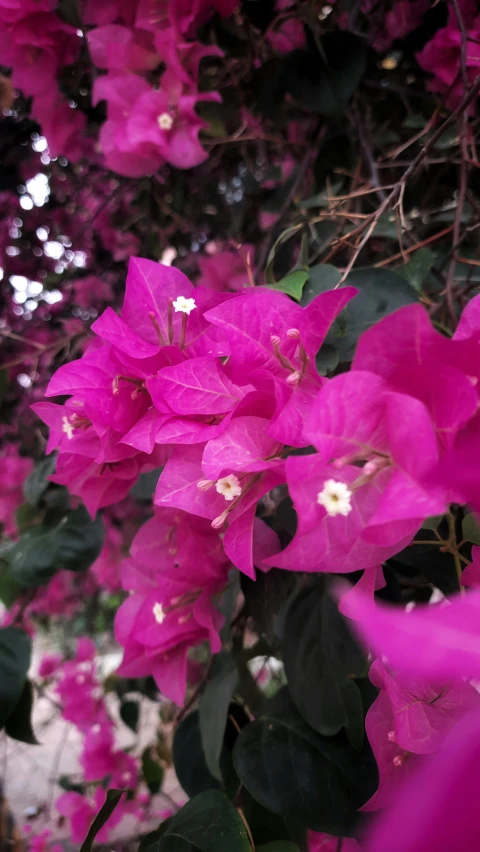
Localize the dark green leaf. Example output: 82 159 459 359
173 711 221 798
285 34 366 117
0 627 32 728
396 248 434 292
5 680 38 744
268 270 308 301
301 264 341 306
80 789 124 852
283 583 366 736
0 368 9 408
242 793 306 848
463 513 480 545
199 653 239 781
58 775 85 795
143 790 251 852
0 564 23 608
142 746 165 795
15 504 39 533
130 469 162 501
7 507 104 586
7 526 58 587
241 569 296 641
338 267 417 359
56 507 104 572
24 455 57 507
120 700 139 733
257 845 300 852
234 688 377 836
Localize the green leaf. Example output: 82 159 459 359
24 455 57 507
233 688 377 836
0 626 32 729
257 845 300 852
462 513 480 545
268 270 308 301
301 264 341 306
396 248 434 292
0 368 9 408
120 699 139 733
15 503 39 533
56 507 104 572
265 224 304 285
7 507 104 586
130 469 162 501
241 569 296 641
199 653 239 781
7 526 58 587
282 583 366 737
142 746 165 794
0 564 23 608
143 790 251 852
338 267 417 359
5 680 38 744
173 711 221 798
422 514 444 532
80 789 124 852
286 33 367 118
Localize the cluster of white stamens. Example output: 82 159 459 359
172 295 196 315
62 416 74 440
157 112 174 131
152 602 166 624
215 474 242 502
317 479 352 517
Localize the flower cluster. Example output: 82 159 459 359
114 506 230 704
0 0 87 160
37 637 147 843
87 0 237 176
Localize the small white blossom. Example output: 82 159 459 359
317 479 352 517
157 112 174 131
62 415 74 439
153 602 166 624
172 295 196 315
215 474 242 502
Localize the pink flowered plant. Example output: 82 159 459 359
0 445 33 537
114 506 230 704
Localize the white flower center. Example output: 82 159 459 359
317 479 352 517
62 415 74 439
172 295 196 315
153 602 166 624
157 112 173 131
215 474 242 502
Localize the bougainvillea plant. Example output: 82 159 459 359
2 0 480 850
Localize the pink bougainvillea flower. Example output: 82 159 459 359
50 453 142 516
87 25 159 72
115 507 229 704
117 257 230 358
262 454 415 574
352 304 479 449
340 582 480 682
56 788 124 844
362 686 421 812
197 245 256 292
205 285 356 447
0 445 33 537
364 710 480 852
38 651 63 679
127 72 221 170
416 3 480 109
461 545 480 587
155 423 285 577
309 832 362 851
368 658 480 756
149 356 249 417
90 518 123 591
